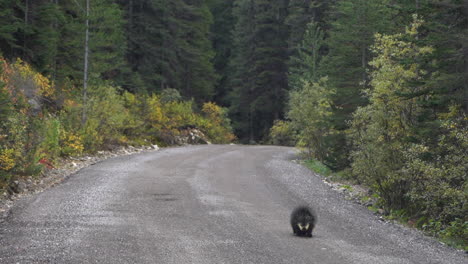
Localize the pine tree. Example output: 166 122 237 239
227 0 256 141
229 0 289 142
0 0 22 58
423 0 468 114
88 0 126 82
319 0 396 169
288 21 324 90
118 0 217 101
285 0 332 56
28 1 63 79
54 0 85 84
123 0 181 91
177 0 217 102
207 0 235 105
349 16 433 209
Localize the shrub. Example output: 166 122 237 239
269 120 296 146
287 77 335 161
199 102 235 143
82 84 131 151
0 148 15 171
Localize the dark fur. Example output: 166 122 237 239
290 206 316 237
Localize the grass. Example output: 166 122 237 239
303 159 332 176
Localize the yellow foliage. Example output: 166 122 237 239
147 95 165 126
14 59 53 98
61 132 84 156
0 149 16 171
202 102 222 121
0 58 54 108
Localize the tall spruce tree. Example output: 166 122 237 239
118 0 217 101
118 0 173 92
319 0 396 169
29 1 64 79
229 0 289 142
228 0 256 141
288 21 324 90
0 0 22 58
423 0 468 114
285 0 332 56
207 0 235 105
88 0 126 82
177 0 217 102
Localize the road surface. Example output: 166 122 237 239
0 145 466 263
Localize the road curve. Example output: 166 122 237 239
0 145 465 263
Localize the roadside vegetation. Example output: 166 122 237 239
0 58 234 192
270 16 467 251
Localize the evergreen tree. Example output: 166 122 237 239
349 17 433 209
288 21 324 91
320 0 396 169
228 0 256 141
229 0 289 142
88 0 126 82
118 0 216 100
285 0 332 56
0 0 22 58
207 0 235 105
54 0 86 84
177 0 217 102
29 1 63 79
422 0 468 114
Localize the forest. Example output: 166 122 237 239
0 0 467 250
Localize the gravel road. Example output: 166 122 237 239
0 145 465 263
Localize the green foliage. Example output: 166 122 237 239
403 108 467 229
346 16 467 248
0 68 11 121
304 158 332 177
38 117 61 160
118 0 217 99
199 102 235 144
268 120 296 146
89 0 126 82
207 0 235 104
82 84 131 151
288 77 335 162
160 88 182 103
288 21 324 90
0 57 234 191
319 0 396 169
228 0 289 142
0 0 21 56
349 16 433 209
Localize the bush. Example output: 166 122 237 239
0 57 235 191
287 77 335 161
199 102 235 143
82 84 131 151
268 120 296 146
404 110 467 230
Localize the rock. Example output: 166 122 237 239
337 187 347 193
9 181 27 194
